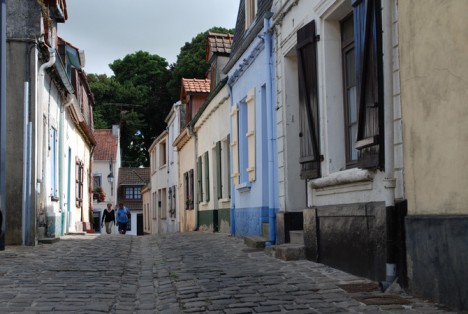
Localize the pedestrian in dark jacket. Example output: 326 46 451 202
101 203 115 234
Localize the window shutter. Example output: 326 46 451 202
230 105 240 185
297 20 322 180
353 0 384 169
197 156 203 203
216 141 222 199
204 152 210 202
246 88 256 182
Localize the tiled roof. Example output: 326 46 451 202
94 129 118 161
206 32 234 61
181 78 211 94
118 167 150 186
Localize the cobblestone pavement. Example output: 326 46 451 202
0 232 456 313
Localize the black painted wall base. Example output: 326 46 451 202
304 202 388 282
405 215 468 311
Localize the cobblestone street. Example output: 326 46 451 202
0 232 455 313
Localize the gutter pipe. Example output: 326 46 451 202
380 0 397 291
264 12 276 246
228 84 235 236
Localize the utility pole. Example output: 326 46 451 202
0 0 7 250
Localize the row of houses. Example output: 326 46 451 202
144 0 467 311
2 0 97 244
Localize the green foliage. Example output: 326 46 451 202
89 27 233 167
167 27 234 103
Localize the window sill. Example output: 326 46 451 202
309 168 374 189
236 182 251 193
219 198 230 204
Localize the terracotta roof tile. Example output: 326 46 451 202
182 78 211 94
207 32 234 58
94 129 118 161
118 167 150 186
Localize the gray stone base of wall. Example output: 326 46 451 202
405 215 468 311
303 202 388 282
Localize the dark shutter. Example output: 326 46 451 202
204 152 210 202
297 20 322 180
197 156 203 203
216 141 222 199
353 0 384 169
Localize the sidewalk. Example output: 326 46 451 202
0 232 456 313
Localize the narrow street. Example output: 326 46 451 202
0 233 454 314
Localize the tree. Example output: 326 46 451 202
89 52 172 167
167 27 234 103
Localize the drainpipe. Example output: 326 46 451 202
380 0 397 291
37 47 55 236
59 96 73 235
22 41 37 246
264 12 276 246
228 84 235 236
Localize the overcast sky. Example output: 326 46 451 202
59 0 239 76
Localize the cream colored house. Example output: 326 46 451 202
399 1 468 311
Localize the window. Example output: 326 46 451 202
297 20 321 179
75 159 84 207
341 14 358 166
125 186 141 200
93 175 102 189
50 127 58 200
169 186 176 218
158 140 167 168
245 0 257 29
215 137 231 200
184 170 194 209
353 0 384 168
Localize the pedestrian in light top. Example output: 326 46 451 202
116 202 130 234
101 203 115 234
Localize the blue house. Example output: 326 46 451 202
224 0 278 243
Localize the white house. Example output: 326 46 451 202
93 125 121 234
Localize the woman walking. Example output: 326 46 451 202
116 203 131 234
101 203 115 234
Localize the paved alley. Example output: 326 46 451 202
0 232 455 313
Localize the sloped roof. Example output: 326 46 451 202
181 78 211 94
206 32 234 62
118 167 150 186
94 129 118 161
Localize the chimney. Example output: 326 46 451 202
112 125 120 138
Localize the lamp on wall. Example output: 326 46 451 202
107 172 114 196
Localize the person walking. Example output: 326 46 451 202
116 203 131 234
101 203 115 234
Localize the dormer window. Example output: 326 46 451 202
245 0 257 29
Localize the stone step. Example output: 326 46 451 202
243 236 267 249
289 230 304 245
273 243 305 261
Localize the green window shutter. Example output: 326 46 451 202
197 156 203 203
216 141 222 199
205 152 210 202
353 0 384 169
